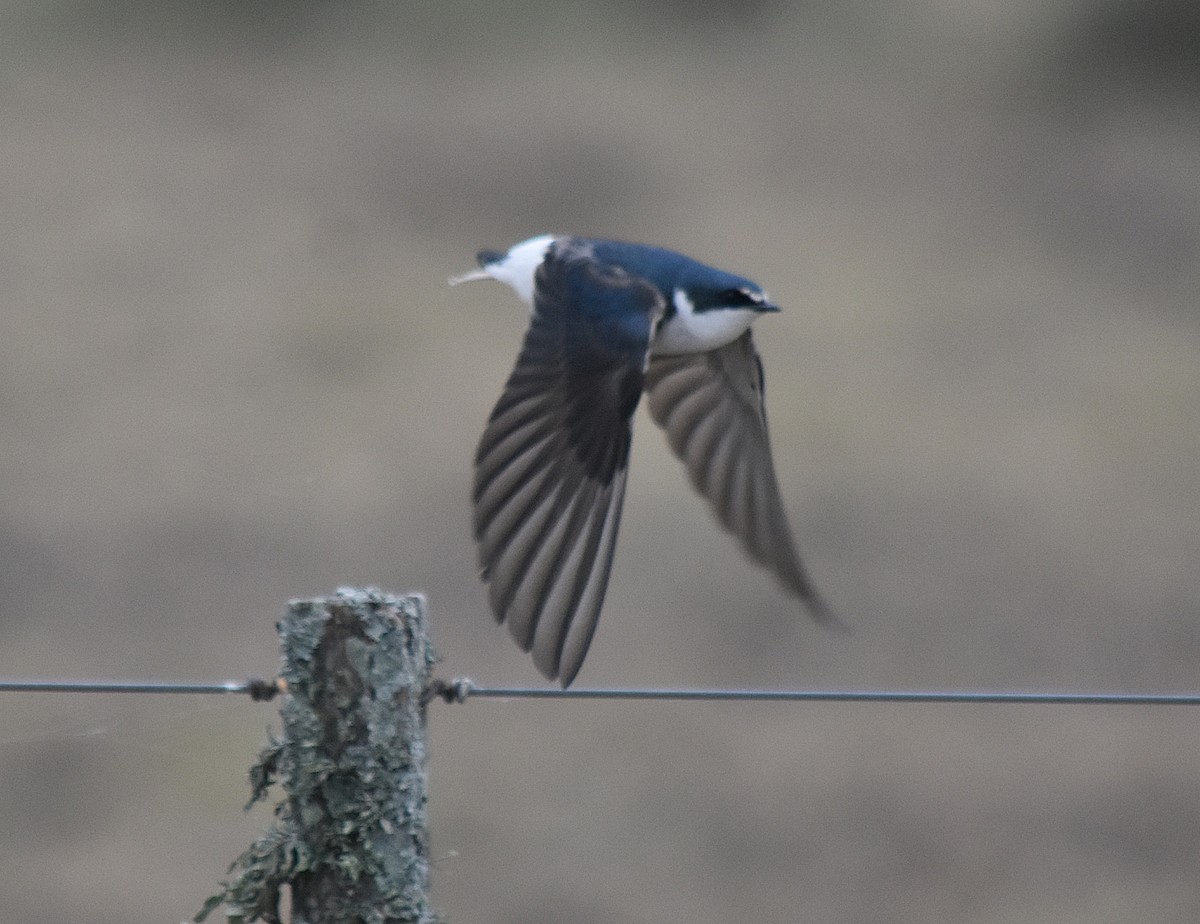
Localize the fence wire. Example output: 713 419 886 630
0 678 281 699
5 677 1199 707
432 679 1200 705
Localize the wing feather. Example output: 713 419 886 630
474 239 665 685
645 331 840 627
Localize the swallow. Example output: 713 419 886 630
452 235 839 685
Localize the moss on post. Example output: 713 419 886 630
198 588 438 924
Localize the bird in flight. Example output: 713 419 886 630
452 235 839 686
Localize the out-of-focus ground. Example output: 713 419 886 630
1 1 1198 921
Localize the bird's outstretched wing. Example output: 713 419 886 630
645 331 840 627
473 239 665 686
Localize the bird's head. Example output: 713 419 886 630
677 277 779 316
669 257 779 316
642 258 779 355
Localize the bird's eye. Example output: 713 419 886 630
718 287 764 307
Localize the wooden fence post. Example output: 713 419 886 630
198 588 438 924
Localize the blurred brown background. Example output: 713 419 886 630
2 1 1199 921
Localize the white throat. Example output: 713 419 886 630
652 288 761 355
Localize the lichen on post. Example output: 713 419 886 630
198 588 438 924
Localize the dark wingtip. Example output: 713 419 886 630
805 591 852 636
557 662 580 689
476 249 504 268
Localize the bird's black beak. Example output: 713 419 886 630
758 302 781 313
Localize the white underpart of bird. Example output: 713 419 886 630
655 287 762 354
454 234 842 686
